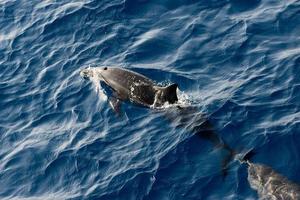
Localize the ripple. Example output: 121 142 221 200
1 0 300 199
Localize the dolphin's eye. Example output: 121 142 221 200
104 67 107 70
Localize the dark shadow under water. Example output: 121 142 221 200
163 106 236 177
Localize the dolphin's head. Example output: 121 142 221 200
248 163 262 190
248 163 273 191
80 67 94 80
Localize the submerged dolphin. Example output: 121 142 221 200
241 151 300 200
80 67 178 110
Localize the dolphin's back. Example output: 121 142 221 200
99 67 157 106
107 68 153 85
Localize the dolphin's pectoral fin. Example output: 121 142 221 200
109 97 122 114
109 92 127 114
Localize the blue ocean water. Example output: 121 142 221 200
1 0 300 199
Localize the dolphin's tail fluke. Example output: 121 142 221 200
174 107 250 178
221 146 258 176
221 143 237 177
238 149 257 166
194 120 237 178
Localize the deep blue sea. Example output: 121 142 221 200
1 0 300 199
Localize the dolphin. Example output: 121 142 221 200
241 151 300 200
80 67 178 111
247 162 300 200
80 66 235 176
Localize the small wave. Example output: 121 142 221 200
1 0 300 199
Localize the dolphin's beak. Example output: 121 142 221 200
80 68 91 80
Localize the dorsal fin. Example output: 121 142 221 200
162 83 178 104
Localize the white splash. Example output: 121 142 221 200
88 67 107 101
176 88 192 106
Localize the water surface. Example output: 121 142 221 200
1 0 300 199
